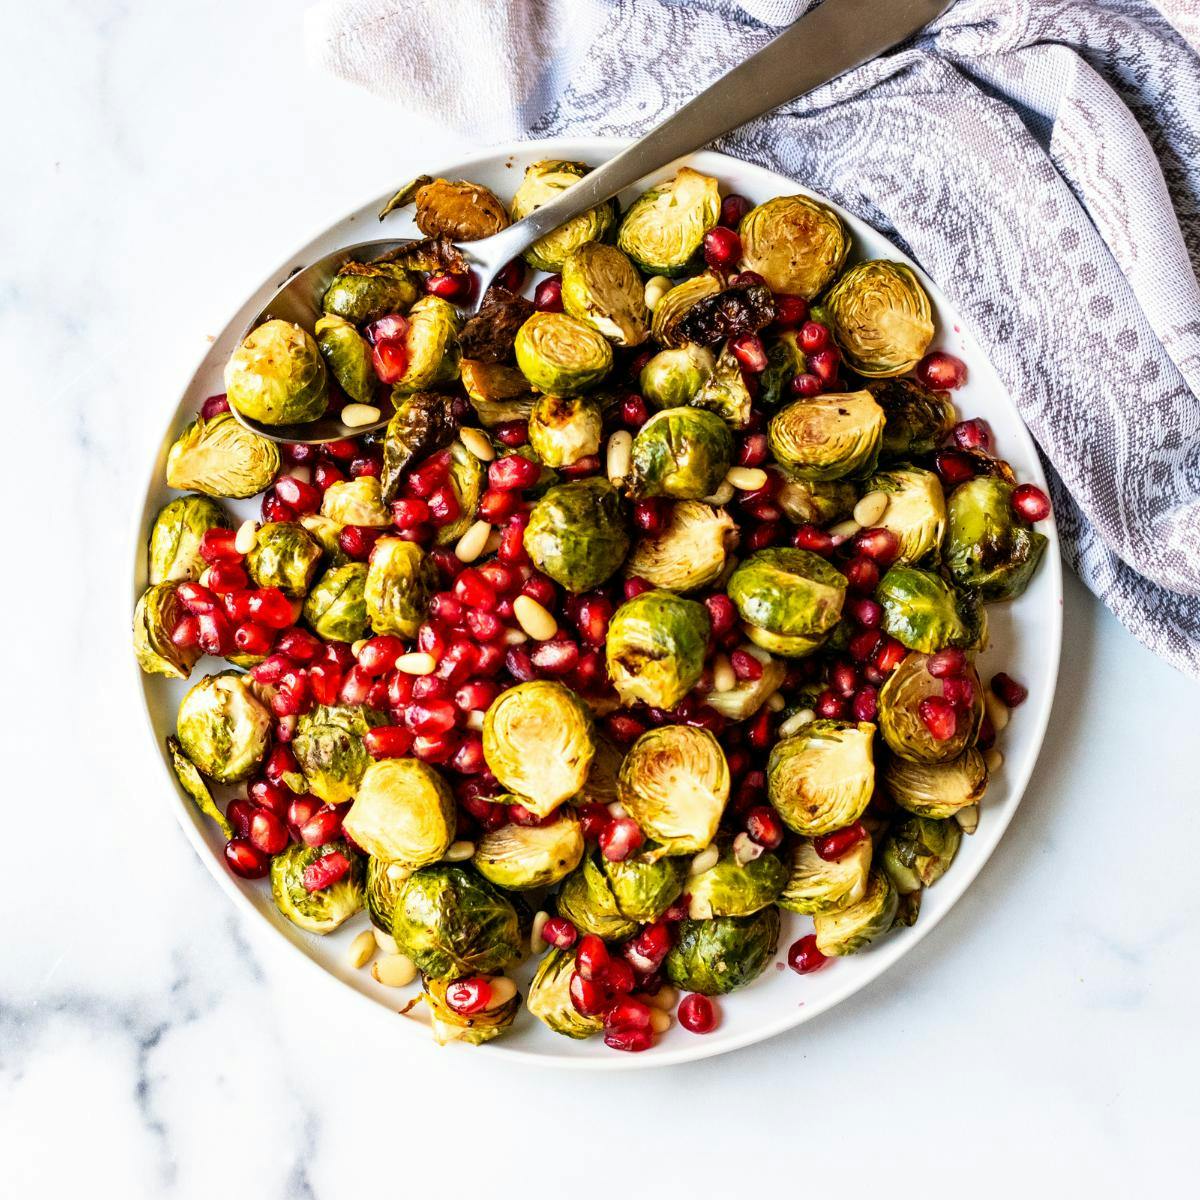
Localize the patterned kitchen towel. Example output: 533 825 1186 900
306 0 1200 676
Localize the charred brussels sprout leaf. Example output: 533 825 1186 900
759 331 806 408
511 160 618 272
148 495 230 584
766 720 875 836
176 673 271 784
606 591 710 710
739 195 849 298
878 651 984 763
882 748 988 819
626 500 737 593
473 814 585 891
245 522 323 598
270 841 365 935
561 242 650 347
392 865 522 980
779 835 872 915
528 947 603 1039
527 393 603 469
314 314 376 404
944 476 1049 602
868 378 956 460
629 407 733 500
321 476 392 527
694 343 754 429
514 312 613 395
523 478 630 592
423 975 520 1046
224 320 328 426
776 477 857 527
378 390 457 502
687 841 787 919
704 655 787 720
460 360 536 426
666 908 781 995
322 260 419 323
728 548 847 640
866 467 946 564
380 175 510 240
617 167 721 276
166 736 233 839
825 260 934 377
876 565 976 654
672 282 776 348
458 288 536 364
602 853 688 924
392 296 462 394
303 562 370 643
344 758 456 866
639 345 716 411
651 274 724 347
556 854 638 939
881 816 962 894
292 704 385 805
134 584 200 679
165 411 281 499
813 869 898 956
768 390 886 481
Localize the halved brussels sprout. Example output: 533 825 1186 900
881 815 962 894
813 869 898 956
343 758 455 866
510 160 618 271
392 296 462 394
527 393 603 468
364 537 435 639
944 476 1049 602
392 864 522 980
224 320 328 426
514 312 613 395
575 735 622 808
882 748 988 818
303 562 369 643
561 242 650 347
687 840 787 919
617 167 721 276
878 651 984 764
423 974 520 1046
767 391 886 481
473 814 585 890
876 565 975 653
776 477 857 527
380 175 510 240
270 841 365 934
738 195 848 297
556 855 639 940
759 331 806 408
868 378 956 461
165 412 281 499
322 260 420 323
670 281 776 348
176 672 271 784
320 476 392 527
650 273 723 347
298 513 343 555
148 495 230 584
665 908 781 995
618 725 730 856
606 591 710 710
314 314 376 404
245 522 323 597
779 835 872 915
523 478 630 592
866 466 946 563
482 680 595 815
379 391 457 502
629 407 733 500
133 584 200 679
625 500 737 592
694 343 753 428
766 719 875 836
460 360 536 426
166 735 233 839
293 703 385 804
528 947 603 1039
601 853 688 924
639 345 716 411
825 260 934 377
366 855 410 947
728 548 846 640
704 654 787 720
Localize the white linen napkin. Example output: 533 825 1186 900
306 0 1200 677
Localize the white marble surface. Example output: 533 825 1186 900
4 2 1199 1195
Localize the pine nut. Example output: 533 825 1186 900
513 594 558 641
466 710 486 732
607 801 627 818
853 491 890 527
984 690 1010 733
341 403 381 428
454 519 492 563
234 519 259 555
766 691 785 712
502 627 528 646
285 465 312 485
607 430 633 484
779 708 816 737
351 639 367 657
829 518 861 539
198 567 212 588
459 426 495 462
372 953 417 988
486 977 517 1007
955 805 980 834
733 832 763 865
689 845 720 876
444 840 476 862
530 910 550 954
373 928 399 954
348 929 376 969
645 985 678 1011
743 642 773 664
395 651 437 675
726 466 768 491
385 862 411 883
704 482 736 506
712 654 736 692
984 747 1004 773
649 1008 672 1035
644 275 674 311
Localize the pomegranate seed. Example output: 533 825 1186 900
927 648 967 678
226 798 254 839
453 679 497 713
570 971 609 1016
703 225 742 269
369 337 408 385
621 394 650 428
604 997 652 1032
941 675 975 708
843 556 880 593
337 664 372 706
719 193 753 228
274 476 321 514
1012 483 1051 522
599 818 645 862
265 745 299 785
703 593 737 638
356 635 404 677
282 441 315 464
730 649 764 681
504 647 536 683
221 590 255 623
773 294 809 329
201 393 230 418
455 568 497 610
790 372 823 397
604 1028 653 1053
729 332 768 373
815 689 846 720
519 573 557 608
933 449 977 487
605 713 647 743
918 695 958 740
787 934 829 974
575 934 610 982
736 434 769 467
445 976 494 1014
952 418 991 452
260 490 296 524
247 779 288 817
808 347 841 384
275 628 321 662
177 581 218 615
623 576 653 601
195 611 232 656
337 525 381 562
489 454 541 491
493 420 528 448
746 706 773 749
854 527 900 564
541 916 578 950
248 808 289 856
799 321 830 352
473 487 515 522
228 621 269 657
576 803 612 842
313 461 345 492
199 527 240 564
814 821 868 862
352 455 382 479
405 699 458 736
533 275 564 312
299 807 342 847
624 922 672 973
362 725 414 759
977 713 996 750
742 807 781 851
605 958 636 996
303 849 351 892
390 497 430 530
412 674 452 702
991 672 1029 707
847 596 884 629
246 588 295 629
286 795 320 830
851 685 879 722
426 484 461 527
171 616 200 649
848 629 883 663
916 350 967 390
436 638 477 683
208 564 249 593
830 659 859 697
633 498 668 533
425 271 473 302
494 258 525 292
224 839 269 879
572 596 612 648
472 642 506 676
792 524 834 554
678 993 717 1034
451 736 486 774
412 731 459 763
365 313 408 343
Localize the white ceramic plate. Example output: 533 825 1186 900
133 137 1061 1068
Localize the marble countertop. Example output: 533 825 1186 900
5 1 1198 1194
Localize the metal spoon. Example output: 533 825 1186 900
233 0 952 444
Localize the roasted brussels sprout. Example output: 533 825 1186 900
133 584 200 679
175 672 271 784
528 947 603 1039
423 974 520 1046
482 680 595 815
270 841 365 934
459 288 535 364
575 735 622 808
165 411 281 499
314 314 376 404
601 853 688 923
825 260 934 377
460 360 536 426
364 538 435 639
381 175 510 240
639 345 716 411
866 466 946 563
473 814 585 890
303 562 369 643
868 378 955 460
320 476 392 527
766 719 874 836
704 653 787 720
944 476 1049 602
606 591 710 710
391 295 462 394
527 393 603 468
742 625 826 659
776 477 857 527
767 390 886 481
779 835 873 915
561 242 650 347
694 343 754 429
391 864 522 980
510 159 618 271
166 735 232 839
292 703 385 805
882 748 988 819
625 500 737 592
665 908 781 995
245 522 323 597
673 282 776 349
148 495 230 584
556 855 639 940
343 758 456 866
812 869 898 956
523 478 630 592
759 331 806 408
728 548 846 642
379 391 457 501
322 259 419 324
687 841 787 919
650 273 723 347
514 312 613 395
618 725 730 855
366 855 410 947
617 167 721 276
224 320 328 426
876 565 975 653
629 407 733 500
738 195 848 298
298 513 343 555
878 651 984 764
881 816 962 894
